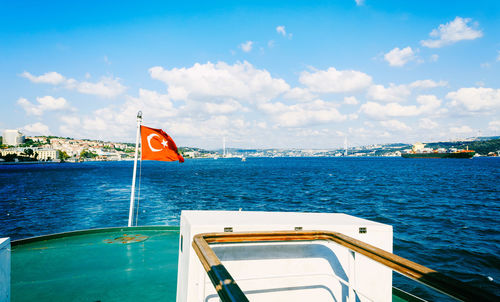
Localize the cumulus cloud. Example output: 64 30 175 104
18 96 69 116
380 120 411 131
258 99 347 127
409 79 447 89
240 41 253 52
149 61 289 103
384 47 415 67
58 88 178 140
360 102 419 120
22 122 50 135
415 94 443 112
450 125 473 134
299 67 372 93
21 71 126 98
367 84 410 102
421 17 483 48
343 96 359 105
71 76 126 98
360 94 441 120
21 71 66 85
283 87 316 101
200 100 244 115
446 87 500 112
366 80 445 103
60 116 81 126
419 118 438 129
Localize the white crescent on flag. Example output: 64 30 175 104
147 133 162 152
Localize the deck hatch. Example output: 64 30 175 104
104 234 149 244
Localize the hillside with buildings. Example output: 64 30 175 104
1 129 499 163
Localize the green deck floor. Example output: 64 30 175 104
11 227 180 302
11 226 423 301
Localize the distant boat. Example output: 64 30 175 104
401 150 475 158
241 156 246 162
402 143 475 158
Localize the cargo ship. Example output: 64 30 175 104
402 143 475 159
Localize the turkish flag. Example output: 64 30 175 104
141 126 184 162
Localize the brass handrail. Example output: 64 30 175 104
192 230 496 302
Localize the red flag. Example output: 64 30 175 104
141 126 184 162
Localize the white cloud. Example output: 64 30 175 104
276 25 292 38
419 118 438 129
450 125 473 134
416 94 442 112
21 71 126 98
488 120 500 131
283 87 316 101
240 41 253 52
447 87 500 112
259 99 347 127
17 96 69 116
60 115 81 126
72 76 126 98
367 84 410 102
360 95 441 120
21 71 66 85
343 96 359 105
380 120 411 131
149 61 290 103
299 67 372 93
355 0 365 6
384 47 415 67
22 122 50 135
58 88 178 140
410 79 447 89
421 17 483 48
361 102 419 120
201 100 244 115
276 26 286 36
430 54 439 62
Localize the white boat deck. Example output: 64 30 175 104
177 210 393 302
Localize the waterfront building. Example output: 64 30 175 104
0 147 58 161
36 149 58 161
2 130 25 146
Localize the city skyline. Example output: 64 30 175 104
1 1 500 149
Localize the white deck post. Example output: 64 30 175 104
128 111 142 227
0 238 10 302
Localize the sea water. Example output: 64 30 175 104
1 157 499 297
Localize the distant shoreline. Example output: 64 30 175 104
0 161 61 165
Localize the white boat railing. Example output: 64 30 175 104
192 230 496 302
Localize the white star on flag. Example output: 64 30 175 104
161 139 169 148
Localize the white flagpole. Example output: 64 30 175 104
128 111 142 227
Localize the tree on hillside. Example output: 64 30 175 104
58 150 70 161
80 150 98 158
24 148 34 157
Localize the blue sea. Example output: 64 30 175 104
1 157 499 298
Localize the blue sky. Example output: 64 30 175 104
1 0 500 149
